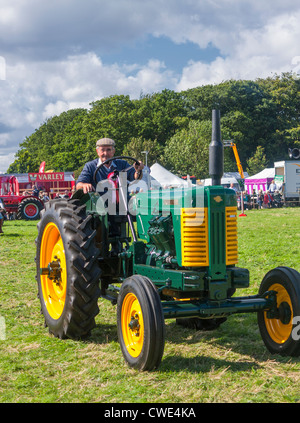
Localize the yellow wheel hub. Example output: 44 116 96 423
264 283 293 344
40 222 67 320
121 293 144 358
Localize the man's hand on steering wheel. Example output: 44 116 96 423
133 160 144 179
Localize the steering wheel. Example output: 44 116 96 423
93 156 141 184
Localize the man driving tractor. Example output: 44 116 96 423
76 138 144 193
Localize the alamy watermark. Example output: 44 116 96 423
0 56 6 81
292 316 300 341
94 173 205 225
0 316 6 340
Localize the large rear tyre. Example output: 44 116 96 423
36 198 101 339
258 266 300 356
117 275 165 371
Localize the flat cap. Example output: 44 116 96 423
96 138 115 147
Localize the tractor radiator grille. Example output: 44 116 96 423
225 207 238 265
181 207 238 267
181 208 209 267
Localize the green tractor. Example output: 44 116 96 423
35 110 300 371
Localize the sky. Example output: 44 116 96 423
1 0 300 173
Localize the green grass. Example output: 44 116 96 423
0 208 300 403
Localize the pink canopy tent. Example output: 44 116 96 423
244 168 275 194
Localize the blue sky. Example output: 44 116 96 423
101 35 222 74
1 0 300 172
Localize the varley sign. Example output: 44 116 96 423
28 172 65 182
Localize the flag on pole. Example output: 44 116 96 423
39 161 46 173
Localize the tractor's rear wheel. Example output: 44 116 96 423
258 266 300 356
36 198 101 339
117 275 165 371
18 197 43 220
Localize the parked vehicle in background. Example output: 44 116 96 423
275 159 300 206
0 172 75 220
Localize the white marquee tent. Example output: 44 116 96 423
149 163 190 188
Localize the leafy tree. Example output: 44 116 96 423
7 149 36 173
50 111 88 171
131 89 188 144
246 146 268 176
122 137 164 167
183 79 279 168
163 120 212 178
83 95 136 160
256 73 300 162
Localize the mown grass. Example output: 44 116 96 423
0 208 299 403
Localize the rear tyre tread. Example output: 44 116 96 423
36 198 101 340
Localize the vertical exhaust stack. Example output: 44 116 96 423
209 109 223 186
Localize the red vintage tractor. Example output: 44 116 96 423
0 172 75 220
1 192 44 220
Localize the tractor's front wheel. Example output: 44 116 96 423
36 199 101 339
258 266 300 357
117 275 165 371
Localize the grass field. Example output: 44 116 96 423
0 207 299 403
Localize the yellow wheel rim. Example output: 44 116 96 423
264 283 293 344
121 293 144 358
40 222 67 320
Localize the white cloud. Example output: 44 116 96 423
176 10 300 90
2 0 296 62
0 5 16 26
0 56 6 80
0 152 16 174
0 133 10 147
115 59 177 96
4 52 177 120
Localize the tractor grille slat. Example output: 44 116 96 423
181 208 209 266
226 207 238 265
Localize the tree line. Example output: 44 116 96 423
8 72 300 179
